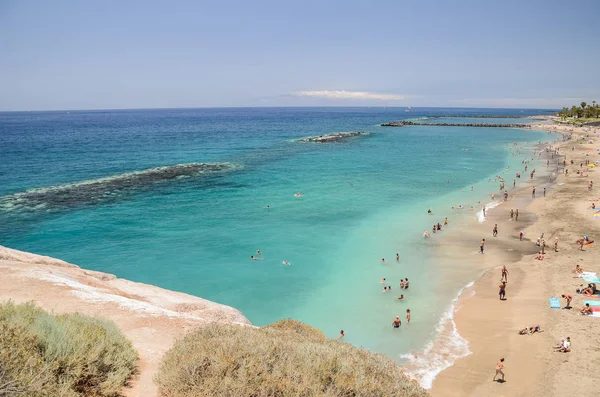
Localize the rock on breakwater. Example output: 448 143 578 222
297 131 370 143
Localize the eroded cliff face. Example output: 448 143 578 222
0 245 251 397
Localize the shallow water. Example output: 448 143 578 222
0 107 554 373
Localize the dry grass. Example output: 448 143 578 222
0 301 137 396
156 319 428 397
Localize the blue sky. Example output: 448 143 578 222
0 0 599 110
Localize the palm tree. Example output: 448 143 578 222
571 105 578 118
581 101 587 110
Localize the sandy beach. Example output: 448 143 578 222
431 119 600 396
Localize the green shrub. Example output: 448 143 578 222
155 320 428 397
0 301 137 396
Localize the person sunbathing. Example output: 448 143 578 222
535 251 544 260
529 325 544 334
580 303 593 315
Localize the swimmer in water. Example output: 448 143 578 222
396 253 400 262
380 278 386 284
282 260 290 265
397 294 404 300
337 330 345 339
427 209 432 214
392 316 401 328
256 250 262 256
381 258 388 264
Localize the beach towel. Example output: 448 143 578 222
549 298 561 309
583 276 600 284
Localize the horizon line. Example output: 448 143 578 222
0 105 559 113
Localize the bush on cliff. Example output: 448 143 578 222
0 301 137 396
155 319 428 397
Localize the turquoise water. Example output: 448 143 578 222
0 108 553 365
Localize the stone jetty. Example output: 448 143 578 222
297 131 370 143
426 115 528 119
380 121 530 128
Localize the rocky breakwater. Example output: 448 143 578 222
297 131 370 143
427 115 528 119
380 121 531 128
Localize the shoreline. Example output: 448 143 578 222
401 129 554 388
429 120 600 396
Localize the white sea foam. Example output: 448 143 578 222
476 200 502 223
400 280 474 389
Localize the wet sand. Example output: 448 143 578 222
431 121 600 396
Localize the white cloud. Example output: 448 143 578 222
292 90 408 101
447 97 587 109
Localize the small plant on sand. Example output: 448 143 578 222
0 301 137 396
155 319 428 397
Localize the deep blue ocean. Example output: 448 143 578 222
0 107 554 381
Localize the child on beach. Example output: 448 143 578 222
501 266 509 282
519 231 524 241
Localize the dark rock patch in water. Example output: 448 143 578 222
297 131 370 143
0 163 240 212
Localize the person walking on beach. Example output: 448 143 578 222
510 209 514 220
493 358 505 382
499 281 506 300
554 237 559 252
515 209 519 221
543 187 546 197
501 266 509 282
561 293 572 309
406 309 411 324
519 231 523 241
483 207 486 217
513 179 516 188
480 239 485 254
493 224 498 237
532 187 536 198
